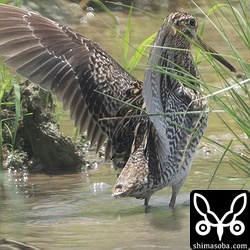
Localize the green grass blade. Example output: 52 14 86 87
12 78 21 147
123 3 133 69
90 0 119 25
0 67 11 171
127 32 157 73
207 140 233 189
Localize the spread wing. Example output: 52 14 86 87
0 4 144 166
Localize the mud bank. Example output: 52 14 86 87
2 81 86 174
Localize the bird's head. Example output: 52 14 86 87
157 12 236 72
167 12 198 40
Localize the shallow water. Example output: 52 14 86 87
0 153 248 249
1 0 250 249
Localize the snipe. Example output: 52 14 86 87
0 5 236 209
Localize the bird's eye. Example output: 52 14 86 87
189 18 196 27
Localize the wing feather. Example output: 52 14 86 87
0 4 144 166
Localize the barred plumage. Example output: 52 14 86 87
0 5 235 209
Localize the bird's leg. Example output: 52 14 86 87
144 195 152 213
169 184 181 208
144 195 152 207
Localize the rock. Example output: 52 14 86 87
2 81 86 173
25 121 84 173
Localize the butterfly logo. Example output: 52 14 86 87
193 192 247 241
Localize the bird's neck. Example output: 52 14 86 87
162 45 198 82
142 33 204 179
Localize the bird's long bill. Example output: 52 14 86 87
196 37 236 73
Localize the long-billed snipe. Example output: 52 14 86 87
0 4 236 209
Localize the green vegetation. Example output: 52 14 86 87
0 65 22 171
196 1 250 179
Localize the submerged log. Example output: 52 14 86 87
0 238 42 250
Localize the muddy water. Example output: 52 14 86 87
0 155 248 250
1 1 250 249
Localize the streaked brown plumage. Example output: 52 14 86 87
0 5 236 208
